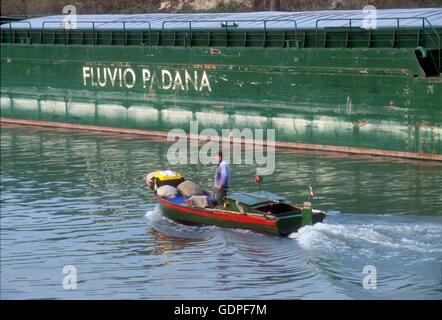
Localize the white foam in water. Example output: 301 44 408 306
228 227 256 235
144 205 162 220
290 223 349 252
145 205 184 226
290 222 442 254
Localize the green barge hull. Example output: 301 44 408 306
1 9 441 159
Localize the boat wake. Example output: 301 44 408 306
290 221 442 254
144 203 218 239
144 204 163 220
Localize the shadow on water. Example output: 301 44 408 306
1 125 441 299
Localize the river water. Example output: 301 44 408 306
0 125 441 299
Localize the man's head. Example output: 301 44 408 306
215 151 223 163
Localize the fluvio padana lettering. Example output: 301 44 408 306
82 66 212 92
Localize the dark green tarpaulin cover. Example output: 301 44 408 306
228 191 288 207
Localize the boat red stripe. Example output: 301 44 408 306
158 197 277 227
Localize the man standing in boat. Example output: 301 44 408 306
214 152 230 207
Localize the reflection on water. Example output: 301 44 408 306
0 125 441 299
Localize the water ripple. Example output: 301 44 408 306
1 126 440 299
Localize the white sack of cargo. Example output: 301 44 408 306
177 180 205 197
144 172 156 189
186 195 212 208
144 170 184 190
156 185 178 198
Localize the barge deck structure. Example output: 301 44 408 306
1 9 441 160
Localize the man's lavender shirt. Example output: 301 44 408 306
214 160 230 189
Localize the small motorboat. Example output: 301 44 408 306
146 171 326 236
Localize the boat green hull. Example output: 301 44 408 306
160 202 279 235
159 199 325 236
1 42 441 158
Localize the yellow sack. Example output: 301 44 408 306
145 170 184 190
152 170 183 181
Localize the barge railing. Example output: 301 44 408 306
160 19 298 47
1 16 441 71
316 17 441 72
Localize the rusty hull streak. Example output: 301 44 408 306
1 117 441 162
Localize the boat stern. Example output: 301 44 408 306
276 205 326 236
